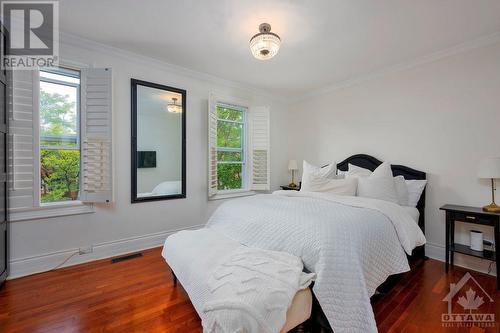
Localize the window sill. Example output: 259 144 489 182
9 201 95 222
209 190 256 201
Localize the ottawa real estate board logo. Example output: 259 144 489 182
1 0 59 69
442 272 496 328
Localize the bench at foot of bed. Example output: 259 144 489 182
163 228 313 333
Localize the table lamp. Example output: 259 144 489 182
478 157 500 213
288 160 298 188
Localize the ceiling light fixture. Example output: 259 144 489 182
167 97 182 113
249 23 281 60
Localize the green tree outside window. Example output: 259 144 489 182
40 85 80 203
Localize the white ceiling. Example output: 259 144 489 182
60 0 500 98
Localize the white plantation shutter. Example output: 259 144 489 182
80 68 113 203
249 106 270 191
9 70 39 212
207 94 218 197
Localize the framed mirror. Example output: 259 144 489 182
131 79 186 202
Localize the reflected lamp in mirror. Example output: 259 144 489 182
288 159 298 188
478 157 500 212
131 79 186 202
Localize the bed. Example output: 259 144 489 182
163 154 427 333
308 154 427 332
137 181 182 198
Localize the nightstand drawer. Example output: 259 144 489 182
451 211 496 226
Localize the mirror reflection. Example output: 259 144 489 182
131 80 186 202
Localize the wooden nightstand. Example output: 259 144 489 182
280 185 300 191
440 204 499 288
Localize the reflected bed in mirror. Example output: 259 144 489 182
131 79 186 202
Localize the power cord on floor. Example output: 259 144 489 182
50 251 79 272
15 250 80 279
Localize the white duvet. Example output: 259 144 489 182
206 191 426 333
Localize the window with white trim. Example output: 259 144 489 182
39 67 81 203
9 67 113 221
208 94 270 199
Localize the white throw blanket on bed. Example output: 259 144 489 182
206 191 426 333
203 247 315 333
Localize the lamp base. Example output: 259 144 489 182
288 182 297 188
482 203 500 213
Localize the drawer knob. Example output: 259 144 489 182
466 216 476 220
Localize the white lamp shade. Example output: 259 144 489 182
478 157 500 179
288 160 298 171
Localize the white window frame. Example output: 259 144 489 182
209 96 255 200
10 64 94 222
39 67 82 205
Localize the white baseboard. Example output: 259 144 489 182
8 224 204 279
9 231 496 279
425 242 496 277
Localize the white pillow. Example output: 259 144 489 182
301 161 336 190
336 170 347 178
344 163 424 206
357 162 399 203
346 163 372 178
301 161 357 195
302 177 358 195
406 179 427 207
371 161 393 178
394 176 409 206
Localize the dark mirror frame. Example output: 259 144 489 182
131 79 186 203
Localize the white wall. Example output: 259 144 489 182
9 35 290 278
288 42 500 275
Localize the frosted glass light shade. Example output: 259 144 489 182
250 23 281 60
478 157 500 179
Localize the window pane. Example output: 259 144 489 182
39 69 81 204
40 81 78 137
40 149 80 203
217 106 243 122
217 151 242 162
217 163 242 190
217 121 242 148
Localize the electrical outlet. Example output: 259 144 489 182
79 246 93 255
483 239 494 246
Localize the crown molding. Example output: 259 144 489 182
60 30 500 105
293 31 500 103
59 32 287 104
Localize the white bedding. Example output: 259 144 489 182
162 229 314 333
206 191 426 333
204 246 315 333
403 206 420 224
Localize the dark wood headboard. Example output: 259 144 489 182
336 154 426 236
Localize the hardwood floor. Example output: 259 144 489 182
0 247 498 332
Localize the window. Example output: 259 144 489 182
9 67 112 221
216 103 247 191
208 94 270 199
39 68 81 203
